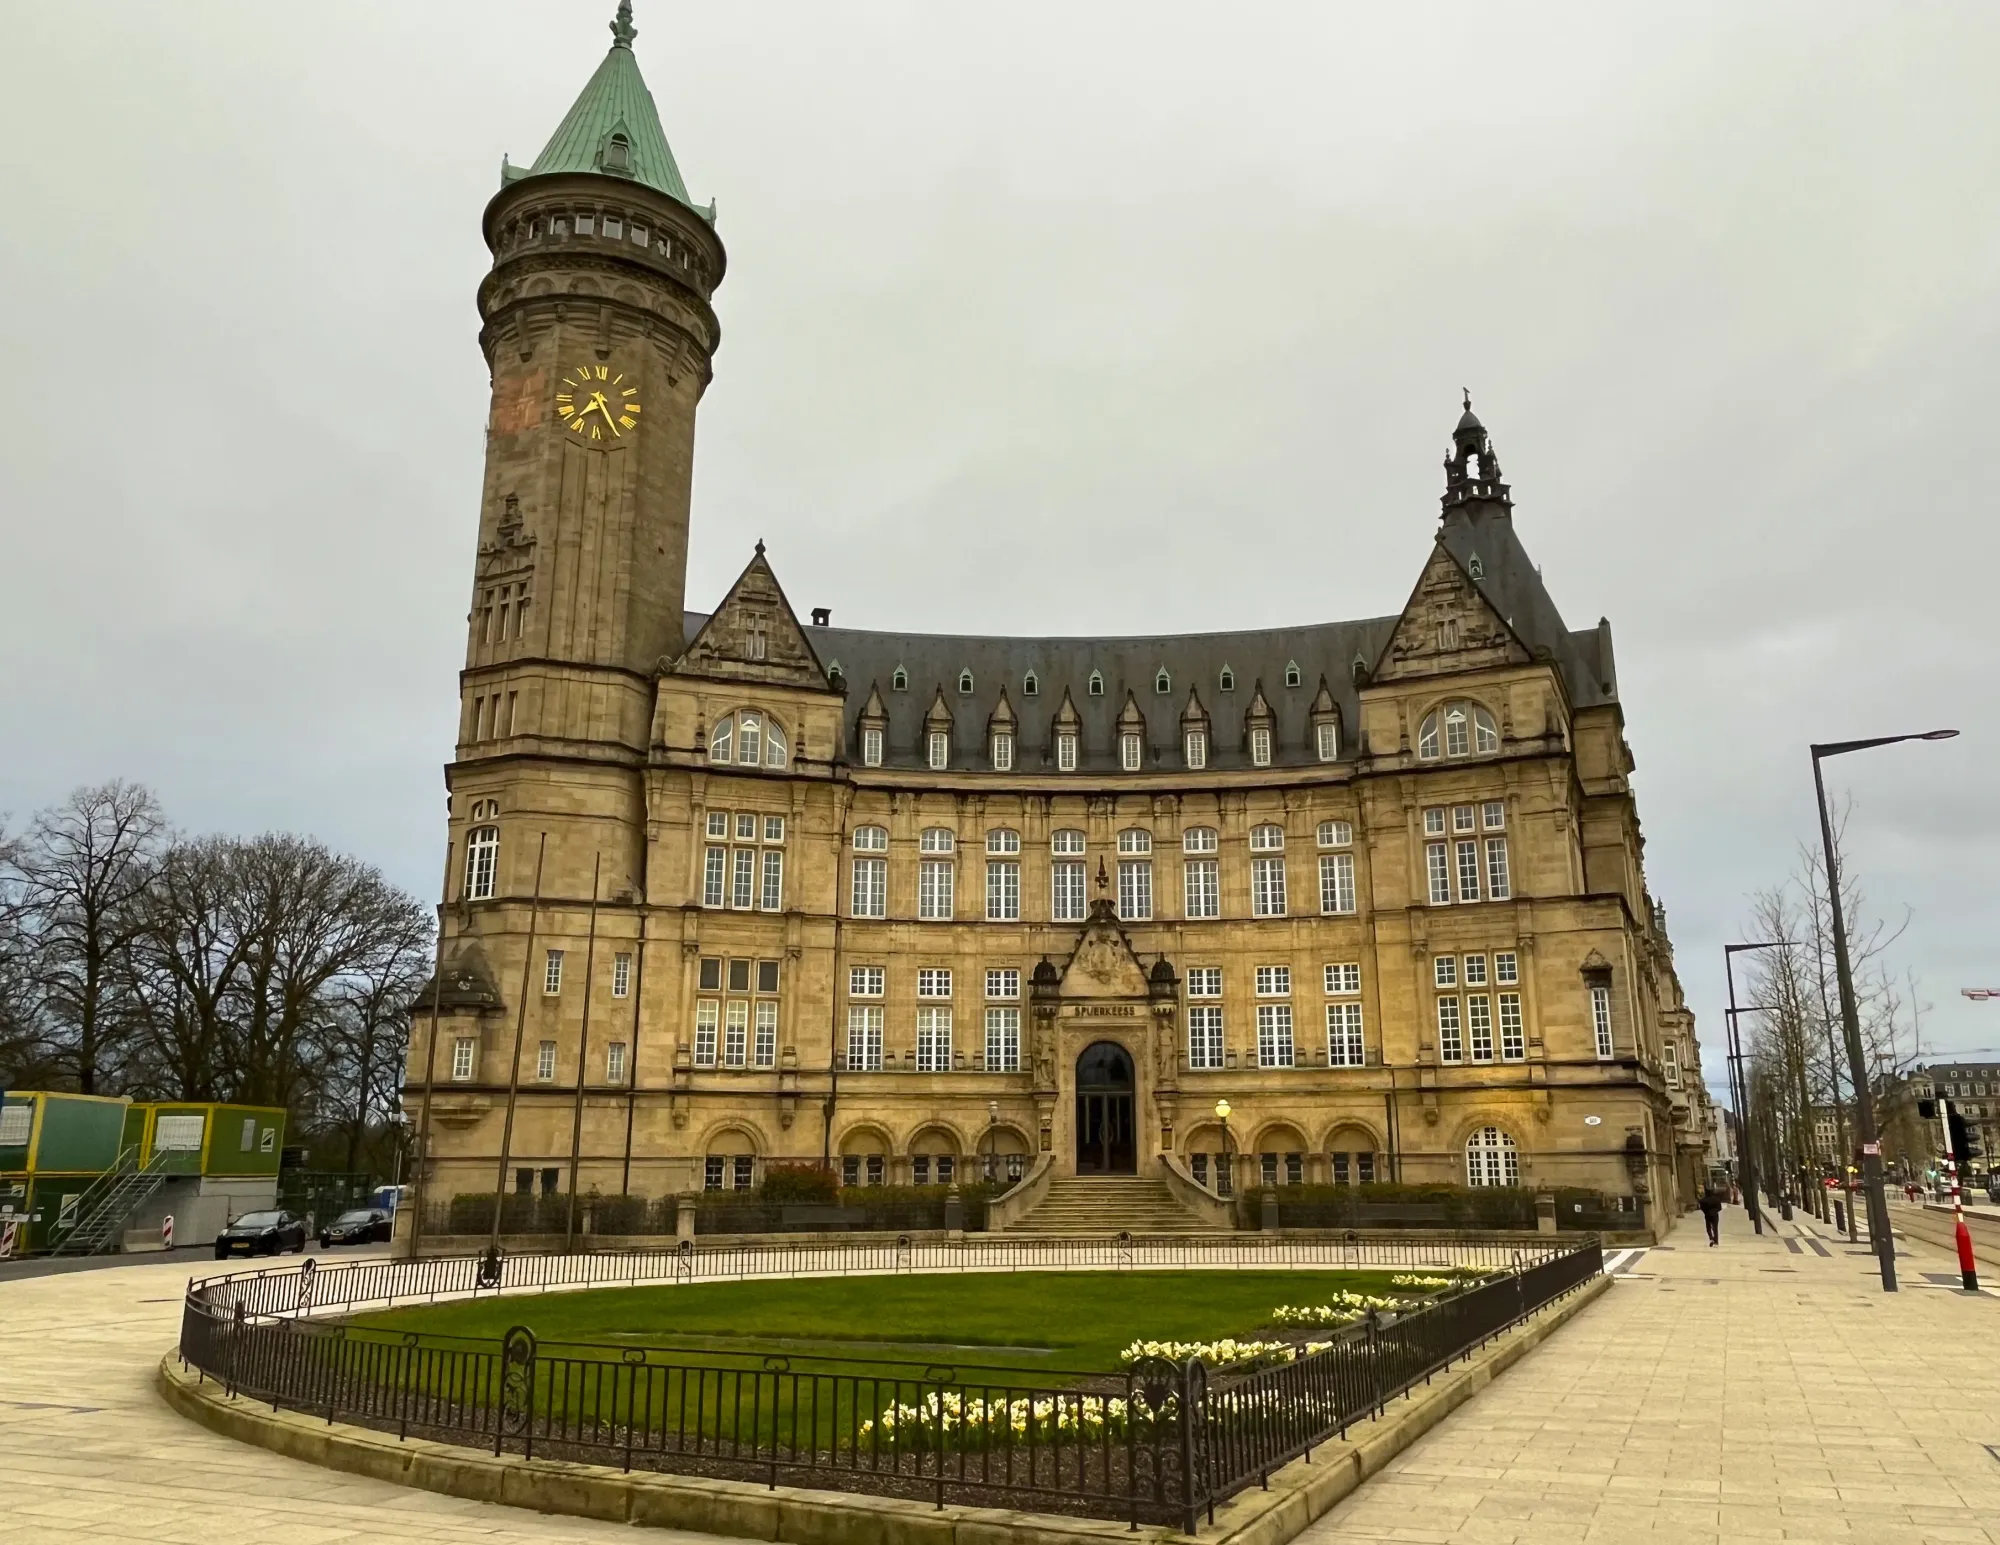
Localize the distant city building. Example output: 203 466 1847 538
1880 1062 1998 1183
404 4 1709 1231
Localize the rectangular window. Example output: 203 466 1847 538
991 731 1014 771
1186 966 1222 998
1482 800 1505 831
704 1157 724 1191
1187 1006 1224 1069
1433 955 1457 988
928 731 949 769
918 968 952 998
1118 859 1153 920
849 965 884 997
723 1001 749 1066
1184 858 1219 918
987 828 1021 854
1426 842 1451 905
1057 732 1077 771
1250 725 1272 766
760 850 784 910
1256 1004 1295 1067
1663 1040 1680 1089
1463 953 1487 987
986 968 1019 999
852 857 886 917
1184 730 1207 768
986 860 1020 920
984 1007 1020 1072
1318 852 1355 914
733 1156 754 1191
1467 995 1493 1062
1317 820 1353 847
757 958 779 993
707 812 729 838
1453 804 1476 834
731 847 755 908
536 1041 556 1081
1315 721 1339 761
918 859 954 919
1052 860 1086 921
606 1041 627 1082
703 846 726 907
1323 962 1360 995
1455 840 1481 903
612 952 631 998
736 812 757 841
916 1007 953 1071
694 1001 719 1066
862 727 883 766
543 949 564 995
846 1006 883 1070
1254 964 1291 996
1485 838 1511 900
1437 995 1463 1063
1423 807 1446 837
1251 856 1287 916
1591 984 1614 1059
1495 951 1518 985
1326 1002 1365 1066
451 1038 475 1081
1120 732 1143 771
1499 993 1524 1061
728 957 751 992
764 815 785 842
754 1001 778 1068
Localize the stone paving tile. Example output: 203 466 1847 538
0 1252 729 1542
1299 1206 2000 1545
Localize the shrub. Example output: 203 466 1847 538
759 1163 839 1204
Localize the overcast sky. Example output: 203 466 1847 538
3 2 1997 1094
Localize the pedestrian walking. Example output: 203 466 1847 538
1698 1188 1722 1246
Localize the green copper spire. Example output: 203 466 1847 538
509 1 695 208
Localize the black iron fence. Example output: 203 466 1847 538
178 1236 1601 1530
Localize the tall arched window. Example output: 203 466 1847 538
464 801 499 900
738 713 763 765
764 721 788 768
708 710 788 769
1473 705 1499 753
1418 700 1500 761
709 717 732 762
1464 1126 1519 1187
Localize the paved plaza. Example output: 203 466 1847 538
2 1213 1997 1543
1302 1208 2000 1545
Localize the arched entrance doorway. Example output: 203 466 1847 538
1074 1041 1136 1175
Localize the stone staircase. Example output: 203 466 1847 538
1000 1176 1229 1235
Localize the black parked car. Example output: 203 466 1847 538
318 1208 393 1249
213 1209 307 1259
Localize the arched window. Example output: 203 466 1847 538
1182 827 1218 854
1022 671 1039 696
764 720 788 768
1443 704 1469 757
1249 823 1285 851
920 828 955 853
1418 700 1498 761
1051 829 1085 855
1473 705 1499 753
1464 1126 1519 1188
1088 670 1104 697
1155 669 1171 695
709 717 732 762
1219 666 1235 692
958 669 974 695
1117 828 1152 854
1417 711 1439 759
603 133 631 172
738 713 762 765
1284 661 1302 688
892 666 908 691
464 806 499 900
853 826 888 852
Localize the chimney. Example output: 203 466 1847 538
811 608 831 627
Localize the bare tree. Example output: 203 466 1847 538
4 783 166 1093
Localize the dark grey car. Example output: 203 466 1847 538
213 1209 307 1259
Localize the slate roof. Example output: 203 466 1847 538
503 2 697 210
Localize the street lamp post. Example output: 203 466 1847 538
985 1101 1000 1183
1214 1099 1234 1200
1810 728 1959 1294
1724 941 1787 1235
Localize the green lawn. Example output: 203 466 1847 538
352 1268 1419 1376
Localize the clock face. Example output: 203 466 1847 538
555 365 642 442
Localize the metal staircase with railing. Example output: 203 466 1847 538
48 1146 174 1256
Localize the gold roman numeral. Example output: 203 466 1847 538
594 365 608 379
618 416 636 429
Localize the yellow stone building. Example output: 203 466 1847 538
407 5 1708 1233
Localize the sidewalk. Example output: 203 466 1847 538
1299 1206 2000 1544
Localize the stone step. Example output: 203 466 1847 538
1001 1176 1229 1235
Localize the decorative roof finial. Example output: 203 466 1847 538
1462 386 1472 413
611 0 637 49
754 538 766 556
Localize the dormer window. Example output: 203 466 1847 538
892 666 908 691
1022 671 1039 696
1219 666 1235 693
958 669 974 695
1155 669 1171 695
1120 732 1143 772
603 133 632 173
1284 661 1302 688
1088 671 1104 697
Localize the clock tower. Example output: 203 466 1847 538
423 1 724 1142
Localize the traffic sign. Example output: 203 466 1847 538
1861 1142 1880 1156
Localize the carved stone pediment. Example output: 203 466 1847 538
1056 901 1152 1000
